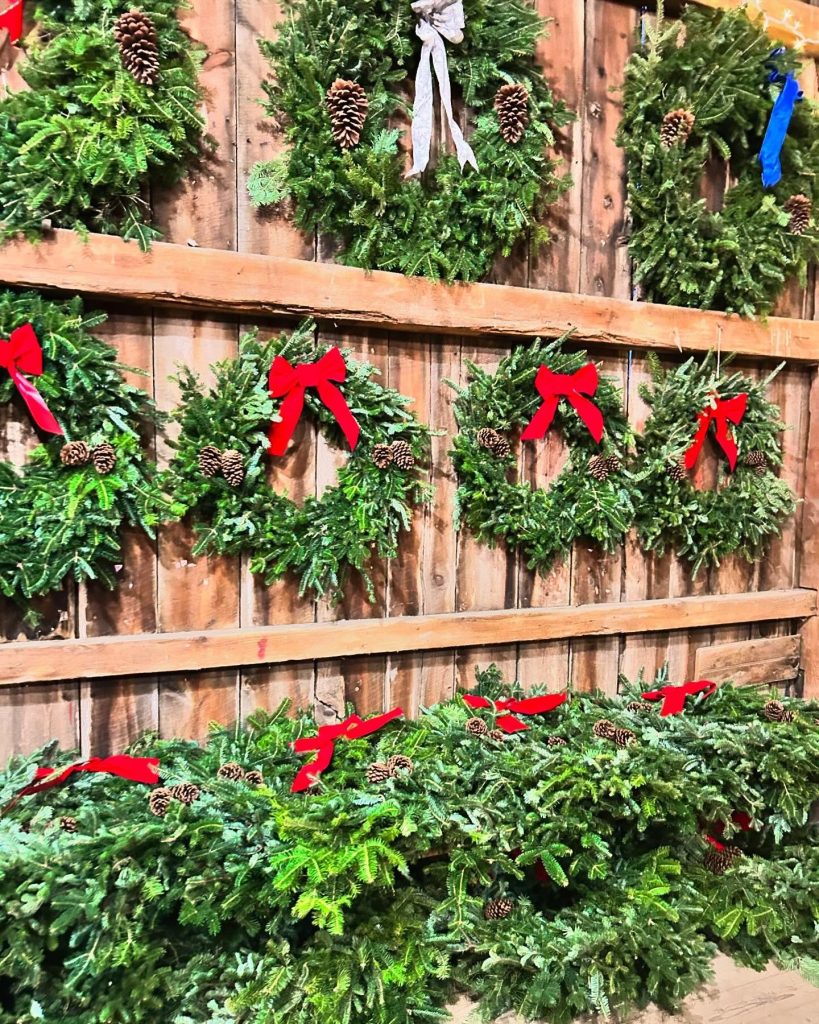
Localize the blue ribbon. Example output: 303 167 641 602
759 72 802 189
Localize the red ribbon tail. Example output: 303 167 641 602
12 372 63 435
0 1 23 43
317 380 360 451
347 707 404 739
684 413 710 470
510 693 568 715
521 398 558 441
17 755 160 797
497 716 528 733
569 394 605 444
714 420 739 471
269 387 305 456
291 741 333 793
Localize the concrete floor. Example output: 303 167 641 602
448 954 819 1023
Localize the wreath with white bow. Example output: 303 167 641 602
248 0 573 282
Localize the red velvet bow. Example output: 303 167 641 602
463 693 568 733
291 708 404 793
684 393 748 472
0 0 23 43
0 324 62 435
268 347 360 457
17 755 160 797
521 363 604 444
641 679 717 717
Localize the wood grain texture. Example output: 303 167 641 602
695 634 801 686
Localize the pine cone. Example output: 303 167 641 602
487 728 506 742
59 816 78 833
148 787 173 817
494 83 530 144
626 701 653 715
387 754 414 775
198 444 223 478
604 455 621 474
114 10 160 86
326 79 368 148
588 454 609 481
244 769 264 786
59 440 90 467
220 449 245 487
466 717 489 737
477 427 511 459
484 896 514 920
704 844 742 875
547 735 567 747
91 442 117 475
390 439 415 470
371 443 394 470
366 761 392 784
744 450 767 477
763 699 795 723
170 782 200 805
783 193 812 235
666 459 686 482
217 761 246 781
613 727 637 748
660 108 695 148
592 719 617 740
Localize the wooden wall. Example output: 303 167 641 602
1 0 817 762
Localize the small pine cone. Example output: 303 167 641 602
371 443 394 470
169 782 200 805
198 444 222 478
666 459 686 482
626 701 653 715
763 699 795 723
466 717 489 737
704 844 742 875
494 83 530 144
547 735 567 747
244 769 264 786
114 10 160 86
743 450 767 477
660 108 695 148
390 439 416 470
148 787 173 818
386 754 414 775
613 727 637 748
59 816 78 833
592 718 617 741
91 442 117 475
366 761 392 784
588 454 609 481
220 449 245 487
783 194 812 235
326 79 368 148
604 455 621 474
487 728 506 742
484 896 514 920
217 761 246 781
59 440 90 467
477 427 511 459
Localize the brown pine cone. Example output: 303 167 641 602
217 762 246 781
390 439 415 470
763 699 795 723
547 735 567 747
114 10 160 86
592 719 617 740
666 459 686 482
244 769 264 786
588 454 609 481
484 896 514 920
220 449 245 487
60 440 90 467
487 728 506 742
704 844 742 875
494 83 530 144
91 442 117 475
326 79 368 148
477 427 511 459
613 727 637 748
148 786 173 817
386 754 414 775
466 717 489 737
783 193 812 235
660 108 695 148
169 782 200 805
604 455 621 474
198 444 223 478
366 761 392 784
743 450 767 476
371 443 394 469
59 816 78 833
626 701 653 715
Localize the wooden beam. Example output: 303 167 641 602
694 634 801 687
693 0 819 58
1 589 813 686
1 231 819 362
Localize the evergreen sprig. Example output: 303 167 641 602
618 7 819 316
3 667 819 1021
162 321 432 602
450 334 636 572
0 0 207 249
248 0 573 282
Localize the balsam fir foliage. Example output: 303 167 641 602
450 334 635 572
618 6 819 316
248 0 573 282
0 0 206 250
2 667 819 1022
162 321 432 602
633 352 795 573
0 290 171 609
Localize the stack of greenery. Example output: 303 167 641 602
3 667 819 1023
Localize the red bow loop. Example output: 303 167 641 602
291 707 404 792
641 679 717 717
0 0 23 43
684 393 748 472
463 692 567 733
18 755 161 798
268 347 360 457
521 363 605 444
0 324 63 435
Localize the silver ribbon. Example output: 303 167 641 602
407 0 478 177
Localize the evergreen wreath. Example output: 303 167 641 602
4 666 819 1022
450 334 635 572
248 0 573 282
618 6 819 316
0 0 207 249
163 321 432 602
633 352 795 573
0 290 169 611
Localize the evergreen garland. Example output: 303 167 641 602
162 321 432 602
633 352 795 573
618 7 819 316
0 0 207 249
0 290 171 610
248 0 573 282
450 335 635 572
3 667 819 1022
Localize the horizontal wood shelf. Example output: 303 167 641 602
1 589 813 686
1 231 818 362
695 0 819 57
